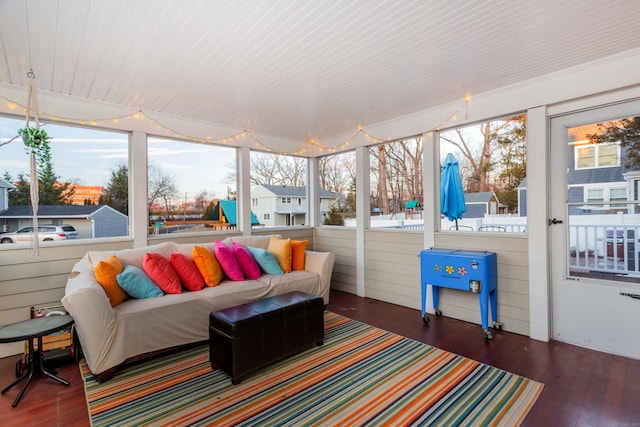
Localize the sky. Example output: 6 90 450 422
0 116 236 201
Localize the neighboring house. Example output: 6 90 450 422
464 191 500 218
517 124 640 216
213 200 260 227
517 177 527 217
567 125 637 215
0 205 128 238
0 178 16 214
251 185 337 227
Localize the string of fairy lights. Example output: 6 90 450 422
1 93 470 156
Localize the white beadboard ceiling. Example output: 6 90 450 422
0 0 639 141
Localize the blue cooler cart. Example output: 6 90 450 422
420 248 502 340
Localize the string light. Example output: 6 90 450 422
1 93 470 155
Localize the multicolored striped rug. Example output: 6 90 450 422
82 312 543 426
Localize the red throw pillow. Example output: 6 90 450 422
170 252 205 291
143 253 182 294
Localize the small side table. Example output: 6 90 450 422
0 314 74 407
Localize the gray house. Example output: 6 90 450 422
0 205 128 238
0 178 16 213
463 191 501 218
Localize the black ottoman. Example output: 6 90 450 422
209 291 324 384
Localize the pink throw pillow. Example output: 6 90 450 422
232 242 262 280
214 240 244 281
143 253 182 294
170 252 205 291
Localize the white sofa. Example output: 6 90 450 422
62 235 335 380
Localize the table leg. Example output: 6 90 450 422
37 336 69 386
1 337 37 407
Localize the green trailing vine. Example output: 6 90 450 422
18 126 51 166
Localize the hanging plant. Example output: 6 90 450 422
18 126 51 165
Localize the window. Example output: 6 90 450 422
251 198 258 207
319 151 355 226
369 138 423 229
250 151 308 227
610 187 627 201
575 143 620 169
586 188 604 202
0 115 129 245
147 137 236 235
438 114 527 232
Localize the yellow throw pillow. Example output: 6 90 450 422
94 255 127 307
291 239 308 271
268 236 292 273
192 246 224 287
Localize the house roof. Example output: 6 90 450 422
0 204 117 218
1 1 638 143
259 185 335 199
464 192 497 204
218 200 260 226
0 178 16 189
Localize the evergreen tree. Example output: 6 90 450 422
202 201 215 220
100 164 129 214
323 203 345 226
4 172 30 205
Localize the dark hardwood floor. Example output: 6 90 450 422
1 289 639 426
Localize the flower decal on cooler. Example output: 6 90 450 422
445 265 454 274
433 264 442 273
458 266 467 276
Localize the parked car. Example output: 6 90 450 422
0 224 79 243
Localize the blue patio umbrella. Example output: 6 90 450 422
441 153 466 230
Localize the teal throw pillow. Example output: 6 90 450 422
247 246 284 275
116 265 164 299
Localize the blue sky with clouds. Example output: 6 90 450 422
0 116 236 201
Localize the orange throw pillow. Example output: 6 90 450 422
94 255 127 307
268 236 292 273
192 246 224 287
291 239 308 271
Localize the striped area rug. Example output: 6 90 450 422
82 312 543 426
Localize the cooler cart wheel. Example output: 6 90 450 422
15 355 27 378
493 321 503 331
483 329 493 341
435 309 442 317
422 314 429 324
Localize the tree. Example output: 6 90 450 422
323 203 344 226
202 201 215 220
250 153 306 186
3 140 75 206
100 163 128 214
148 163 179 218
440 115 526 194
587 116 640 170
5 172 30 205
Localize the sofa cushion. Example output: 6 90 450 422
117 265 164 298
248 246 284 275
143 253 182 294
291 239 308 271
94 255 127 307
232 242 262 280
170 252 205 291
268 236 292 273
214 240 244 281
192 246 224 287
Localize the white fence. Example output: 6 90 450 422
348 213 640 276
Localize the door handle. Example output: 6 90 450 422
548 218 563 225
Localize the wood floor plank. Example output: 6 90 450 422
0 289 639 426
